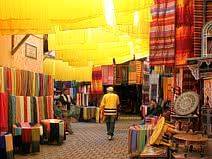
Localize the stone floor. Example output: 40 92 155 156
15 119 141 159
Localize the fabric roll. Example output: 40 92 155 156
22 128 31 154
0 93 8 132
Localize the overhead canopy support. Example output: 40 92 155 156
11 34 30 55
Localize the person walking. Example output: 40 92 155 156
100 86 120 140
60 88 74 134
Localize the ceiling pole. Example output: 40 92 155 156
11 34 31 55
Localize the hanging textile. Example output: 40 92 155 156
0 93 8 132
128 61 136 84
115 64 128 85
101 65 114 85
0 67 5 93
149 0 176 66
45 96 54 119
136 61 143 84
175 0 194 67
91 66 103 95
182 68 196 92
163 77 174 101
149 73 159 100
7 68 12 95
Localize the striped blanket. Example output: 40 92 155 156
150 0 176 66
102 65 114 85
92 66 103 95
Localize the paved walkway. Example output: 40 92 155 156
15 120 141 159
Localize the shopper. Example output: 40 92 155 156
100 86 120 140
60 88 74 134
147 99 162 116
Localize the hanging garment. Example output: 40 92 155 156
91 66 103 95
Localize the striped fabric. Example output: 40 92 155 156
182 68 196 92
136 61 143 84
163 77 174 101
128 125 154 154
92 66 103 95
149 0 176 66
175 0 194 67
104 108 117 116
0 133 13 159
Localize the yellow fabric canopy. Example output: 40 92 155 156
0 0 153 81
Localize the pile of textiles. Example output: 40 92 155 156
82 106 96 121
12 122 42 154
128 124 154 154
0 133 13 159
40 119 64 145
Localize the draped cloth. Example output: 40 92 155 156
45 96 54 119
136 61 143 84
175 0 194 67
0 93 8 132
101 65 114 85
91 66 103 95
163 77 174 101
115 64 128 85
128 61 136 84
182 68 196 92
0 67 5 93
149 0 176 66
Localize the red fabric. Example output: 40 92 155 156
175 0 194 67
40 74 44 96
24 96 28 122
22 128 32 143
20 122 31 128
0 93 8 132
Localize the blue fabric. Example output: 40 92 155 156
0 136 5 149
131 128 136 152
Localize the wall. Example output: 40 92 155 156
0 35 43 73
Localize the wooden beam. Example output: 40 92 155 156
11 34 30 55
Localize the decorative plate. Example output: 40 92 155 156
174 91 199 116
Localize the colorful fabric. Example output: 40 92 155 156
136 61 143 84
150 0 176 66
128 125 154 154
5 134 14 159
45 96 54 119
0 93 8 132
101 65 114 85
175 0 194 67
204 79 212 106
31 127 40 153
182 68 196 92
163 77 174 101
91 66 103 95
83 107 96 121
128 61 136 84
115 64 128 85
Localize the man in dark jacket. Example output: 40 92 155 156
60 88 75 134
147 99 162 116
